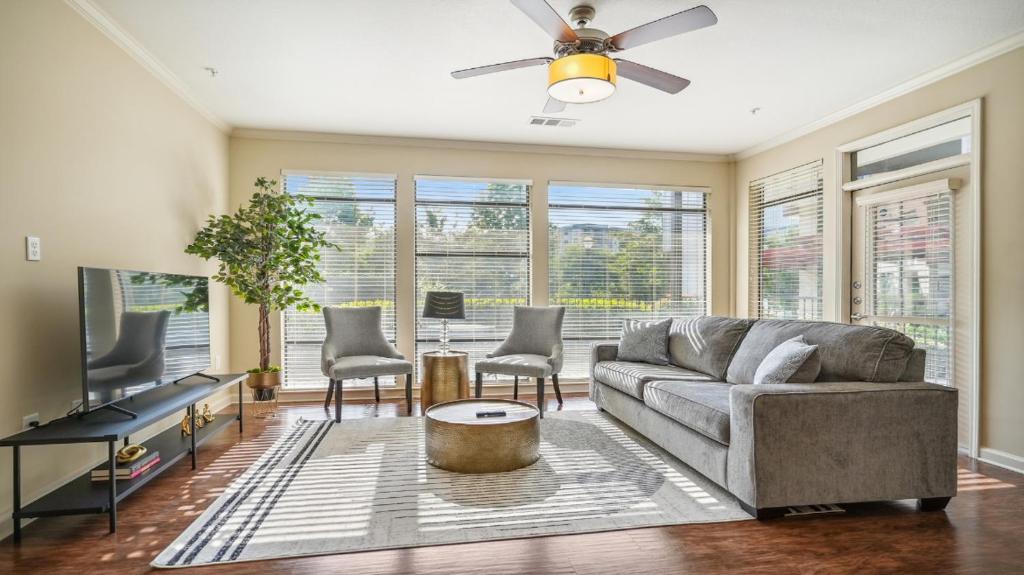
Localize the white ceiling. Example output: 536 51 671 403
91 0 1024 155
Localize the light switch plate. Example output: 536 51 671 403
26 236 41 261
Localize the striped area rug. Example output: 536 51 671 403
153 411 750 568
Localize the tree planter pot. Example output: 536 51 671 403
246 371 280 418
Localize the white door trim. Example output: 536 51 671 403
834 99 981 458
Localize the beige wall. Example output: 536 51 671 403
734 47 1024 460
0 0 230 536
228 132 734 379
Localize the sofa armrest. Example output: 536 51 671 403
589 342 619 400
727 382 958 509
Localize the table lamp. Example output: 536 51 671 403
422 291 465 355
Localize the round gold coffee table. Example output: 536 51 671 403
424 399 540 474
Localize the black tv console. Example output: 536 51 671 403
0 373 248 543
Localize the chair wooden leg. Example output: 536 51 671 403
536 377 545 418
475 371 483 398
552 373 563 405
324 379 335 409
373 377 380 403
403 372 411 411
513 376 519 400
334 379 342 423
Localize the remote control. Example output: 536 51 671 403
476 410 507 418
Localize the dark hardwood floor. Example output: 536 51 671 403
2 395 1022 574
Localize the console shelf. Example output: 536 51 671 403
0 373 248 542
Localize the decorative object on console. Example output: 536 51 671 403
422 291 465 355
115 444 147 464
185 177 340 388
180 414 192 436
201 403 215 423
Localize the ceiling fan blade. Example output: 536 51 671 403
511 0 578 43
614 59 691 94
451 57 552 79
543 96 566 114
609 5 717 51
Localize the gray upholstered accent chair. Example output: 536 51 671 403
474 306 565 417
321 306 413 422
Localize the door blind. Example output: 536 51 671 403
414 177 530 383
866 191 952 384
281 172 397 389
548 182 709 379
748 160 824 320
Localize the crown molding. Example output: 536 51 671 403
230 128 731 163
735 30 1024 161
64 0 230 132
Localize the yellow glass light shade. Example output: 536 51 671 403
548 54 617 104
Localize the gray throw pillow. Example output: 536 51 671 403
618 318 672 365
753 336 821 385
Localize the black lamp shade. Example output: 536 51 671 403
422 291 465 319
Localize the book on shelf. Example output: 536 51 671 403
91 451 161 481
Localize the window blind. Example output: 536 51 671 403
867 192 952 384
548 183 709 379
414 176 530 383
281 172 397 389
748 160 824 320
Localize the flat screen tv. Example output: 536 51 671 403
78 267 211 414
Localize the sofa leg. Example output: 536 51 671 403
918 497 951 512
739 501 787 520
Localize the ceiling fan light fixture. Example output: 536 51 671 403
547 54 616 104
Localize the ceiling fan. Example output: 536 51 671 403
451 0 718 113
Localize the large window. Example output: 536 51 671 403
548 183 709 379
414 177 531 383
281 172 397 389
748 160 824 320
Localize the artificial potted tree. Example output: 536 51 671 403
186 177 337 407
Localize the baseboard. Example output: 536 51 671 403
978 448 1024 475
0 390 235 542
274 380 591 403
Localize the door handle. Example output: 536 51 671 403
850 313 866 321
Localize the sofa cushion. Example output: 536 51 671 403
753 336 820 385
593 361 714 400
726 320 916 384
644 380 733 445
618 318 672 365
669 316 754 378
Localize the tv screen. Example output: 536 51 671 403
78 267 210 412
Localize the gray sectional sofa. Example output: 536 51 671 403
589 316 959 519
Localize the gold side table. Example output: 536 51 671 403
421 351 469 411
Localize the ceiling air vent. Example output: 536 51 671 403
529 116 578 128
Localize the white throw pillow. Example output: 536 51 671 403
753 335 821 385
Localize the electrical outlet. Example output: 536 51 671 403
26 236 41 261
22 413 39 430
